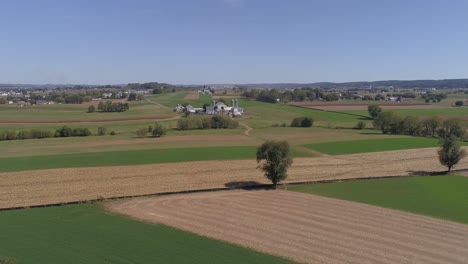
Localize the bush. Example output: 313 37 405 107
30 129 53 139
55 126 73 137
152 123 167 137
368 104 382 119
16 130 31 140
109 131 116 135
87 105 95 113
355 121 366 130
455 100 464 107
97 127 107 136
291 117 314 127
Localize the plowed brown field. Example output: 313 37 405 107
107 190 468 264
1 148 467 209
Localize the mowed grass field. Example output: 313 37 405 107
289 175 468 224
0 204 294 264
238 99 370 128
303 137 468 155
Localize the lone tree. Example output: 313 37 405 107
438 137 466 172
368 104 382 119
256 141 293 187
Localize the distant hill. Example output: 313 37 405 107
235 79 468 89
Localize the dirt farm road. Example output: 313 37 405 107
107 190 468 264
1 147 467 209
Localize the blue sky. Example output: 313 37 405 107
1 0 467 84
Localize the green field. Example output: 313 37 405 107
346 107 468 120
0 146 260 172
239 99 370 128
289 175 468 224
303 137 461 155
0 204 293 264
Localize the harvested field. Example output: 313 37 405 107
1 147 467 209
183 92 199 100
107 190 468 264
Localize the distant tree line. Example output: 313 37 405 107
242 88 342 103
177 115 239 130
127 82 178 94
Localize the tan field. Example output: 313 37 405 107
183 91 200 100
1 147 466 209
107 190 468 264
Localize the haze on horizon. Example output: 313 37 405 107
1 0 468 85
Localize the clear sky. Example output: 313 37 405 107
1 0 468 84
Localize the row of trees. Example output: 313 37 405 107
372 112 465 140
177 115 239 130
0 127 110 141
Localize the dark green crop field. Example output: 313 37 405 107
303 137 468 155
289 175 468 224
0 146 257 172
0 204 294 264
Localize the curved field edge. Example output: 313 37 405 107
303 137 468 155
0 204 294 264
289 175 468 224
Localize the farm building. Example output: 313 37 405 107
175 99 244 117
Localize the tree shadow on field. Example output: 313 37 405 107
407 170 447 176
224 181 272 190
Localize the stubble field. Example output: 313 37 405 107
107 189 468 264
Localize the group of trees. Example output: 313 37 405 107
96 101 129 112
177 115 239 130
54 126 92 137
290 117 314 127
422 92 447 103
0 126 110 141
136 123 167 138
